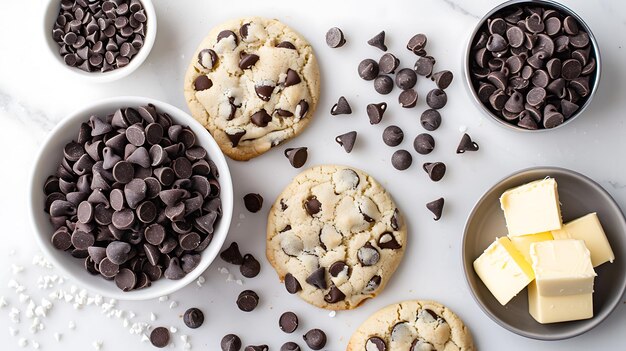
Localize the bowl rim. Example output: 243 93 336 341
462 0 602 132
41 0 157 83
461 166 626 340
28 96 233 300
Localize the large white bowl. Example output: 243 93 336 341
42 0 157 83
29 96 233 300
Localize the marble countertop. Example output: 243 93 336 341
1 0 625 350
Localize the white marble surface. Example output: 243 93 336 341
1 0 625 350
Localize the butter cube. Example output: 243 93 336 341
552 213 615 267
530 239 596 296
528 281 593 324
473 237 535 305
509 232 554 264
500 178 563 236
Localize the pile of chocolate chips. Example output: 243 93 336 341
52 0 148 72
469 4 597 129
43 104 222 291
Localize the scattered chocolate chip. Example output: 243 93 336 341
456 133 479 153
382 126 404 147
303 329 327 350
245 346 268 351
431 70 454 89
423 162 446 182
280 342 300 351
284 147 308 168
326 27 346 48
391 150 412 171
284 273 302 294
358 58 380 81
183 308 204 329
420 109 442 131
221 334 242 351
399 89 418 108
240 254 261 278
237 290 259 312
335 131 357 153
426 89 448 109
331 96 352 115
366 102 387 125
414 56 436 76
379 53 399 74
426 197 445 221
413 133 435 155
150 327 170 348
243 193 263 213
279 311 299 333
367 31 387 51
396 68 417 90
407 33 428 54
374 75 394 95
221 242 244 265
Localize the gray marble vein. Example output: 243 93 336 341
0 89 56 135
440 0 481 19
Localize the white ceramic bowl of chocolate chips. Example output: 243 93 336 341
42 0 157 83
29 96 233 300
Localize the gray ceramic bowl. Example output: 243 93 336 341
463 0 602 132
462 167 626 340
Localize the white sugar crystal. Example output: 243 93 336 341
18 337 28 348
180 335 188 342
184 342 191 349
69 286 77 294
9 249 16 256
150 313 157 322
196 276 205 287
169 301 178 309
94 295 103 306
9 327 19 336
122 319 130 328
32 255 53 269
32 340 40 349
9 307 20 323
0 296 7 308
140 334 150 343
93 340 103 350
19 294 31 303
68 321 76 330
41 299 52 310
158 295 169 302
34 306 47 317
328 311 336 318
26 301 36 318
11 264 24 275
218 267 229 274
239 213 245 220
169 326 177 334
459 125 468 133
54 332 62 342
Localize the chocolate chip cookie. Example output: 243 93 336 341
267 165 406 310
184 17 320 161
347 300 475 351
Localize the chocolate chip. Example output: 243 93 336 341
426 89 447 109
304 195 321 216
423 162 446 182
284 69 302 87
305 267 327 289
194 75 213 91
357 242 380 266
239 53 259 70
561 100 579 119
255 83 275 102
358 59 379 81
284 273 301 294
280 342 300 351
226 130 246 147
245 346 268 351
198 49 218 70
285 147 309 168
236 290 259 312
398 89 418 108
426 197 445 221
456 133 479 153
241 193 263 213
367 31 387 51
335 131 357 153
420 109 442 131
414 133 435 155
164 257 186 280
331 96 352 115
382 125 404 147
324 284 346 303
279 312 299 333
221 334 242 351
374 75 394 95
217 30 238 45
367 102 387 124
366 337 386 351
378 232 401 250
150 327 170 348
114 268 136 291
240 254 260 278
276 41 296 49
183 308 204 329
251 109 272 127
414 56 435 76
407 34 427 54
379 53 399 74
395 68 417 90
326 27 346 48
303 329 326 350
431 70 454 90
391 150 412 171
51 230 72 250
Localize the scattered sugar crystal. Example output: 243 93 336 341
169 326 178 334
218 267 229 274
128 311 136 319
68 321 76 330
196 276 205 287
9 307 20 323
0 296 7 308
12 264 24 274
158 296 169 302
180 335 188 342
18 337 28 348
169 301 178 309
141 334 150 343
19 294 30 303
184 342 191 349
459 125 468 133
34 306 47 317
93 340 103 350
150 313 157 322
54 332 62 342
9 327 19 336
122 319 130 328
328 311 336 318
32 340 40 349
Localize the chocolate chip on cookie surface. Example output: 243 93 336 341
184 17 320 161
266 165 406 310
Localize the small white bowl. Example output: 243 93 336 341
42 0 157 83
29 96 233 300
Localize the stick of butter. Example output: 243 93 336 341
552 213 615 267
500 178 563 236
473 237 534 305
530 239 596 296
509 232 554 264
528 281 593 324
